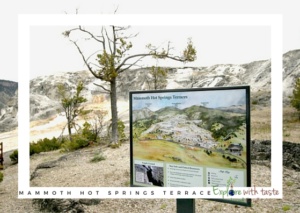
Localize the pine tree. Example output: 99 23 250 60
290 78 300 120
57 81 89 141
147 66 168 90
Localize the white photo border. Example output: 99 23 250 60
18 14 282 199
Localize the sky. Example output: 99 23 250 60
30 25 271 80
1 0 300 82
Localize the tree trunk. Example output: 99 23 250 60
67 118 72 141
110 78 119 144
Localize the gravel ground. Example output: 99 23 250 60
1 142 300 213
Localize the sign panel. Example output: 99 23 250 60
130 86 251 206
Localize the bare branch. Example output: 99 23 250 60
112 26 117 56
71 40 105 81
90 62 102 69
117 50 189 73
67 27 104 44
71 40 92 71
78 26 105 44
116 53 151 72
114 26 130 31
105 28 113 55
164 55 186 62
93 83 111 93
86 50 101 63
114 6 119 14
122 32 139 40
119 56 145 73
101 27 106 51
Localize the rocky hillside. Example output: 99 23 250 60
0 80 18 132
1 49 300 133
251 140 300 172
283 49 300 104
0 80 17 101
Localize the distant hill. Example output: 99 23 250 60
132 108 154 122
0 80 18 132
216 105 246 114
283 49 300 103
0 80 17 107
155 106 183 117
1 49 300 133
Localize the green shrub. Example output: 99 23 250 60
61 135 90 152
118 120 126 142
109 143 120 149
30 143 42 155
286 181 294 187
160 203 167 210
0 171 3 182
73 136 90 149
37 137 61 151
211 127 227 140
107 120 127 144
82 121 97 142
290 78 300 120
10 150 18 164
90 153 106 163
282 205 291 211
30 137 61 155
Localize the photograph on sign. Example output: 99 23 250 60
130 86 251 206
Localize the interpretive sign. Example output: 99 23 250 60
130 86 251 206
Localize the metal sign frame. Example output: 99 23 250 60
0 142 4 170
130 86 251 207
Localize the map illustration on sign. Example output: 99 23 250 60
130 86 251 206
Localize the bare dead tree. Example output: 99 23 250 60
63 26 196 144
91 110 108 140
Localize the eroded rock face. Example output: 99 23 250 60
0 80 18 132
30 94 61 121
251 140 271 161
282 141 300 171
33 198 102 212
33 199 86 213
1 49 300 133
251 140 300 172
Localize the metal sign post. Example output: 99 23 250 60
176 199 195 213
0 142 3 170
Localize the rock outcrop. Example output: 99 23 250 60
251 140 300 171
0 80 18 132
33 199 100 213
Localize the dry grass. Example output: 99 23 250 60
251 106 300 143
283 106 300 143
251 106 271 141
